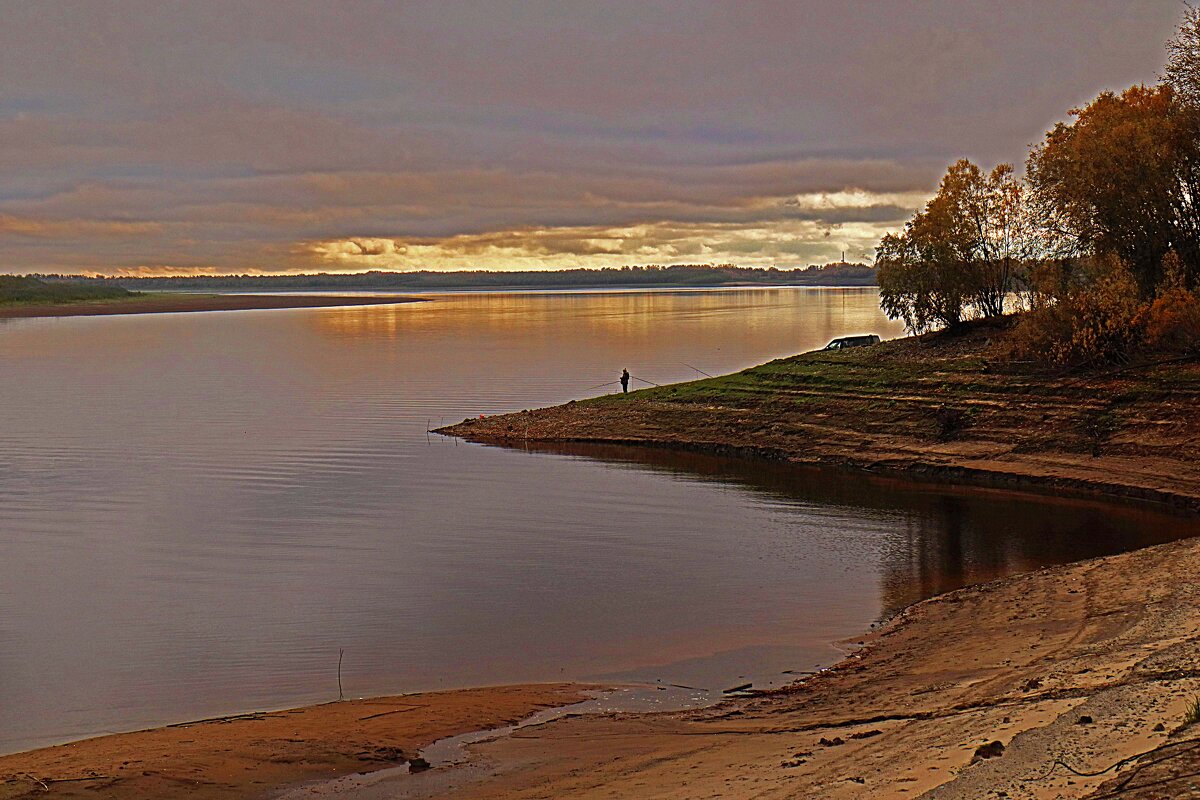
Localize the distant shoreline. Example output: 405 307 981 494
37 263 878 294
0 293 424 319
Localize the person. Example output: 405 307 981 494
620 368 630 393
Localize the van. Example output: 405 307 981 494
823 334 881 350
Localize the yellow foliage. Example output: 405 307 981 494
1011 257 1144 366
1012 253 1200 366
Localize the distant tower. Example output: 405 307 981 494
841 250 846 263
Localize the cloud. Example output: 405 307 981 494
308 213 908 273
0 214 160 239
0 1 1182 274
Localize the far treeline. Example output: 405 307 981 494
48 262 877 292
0 275 132 305
878 6 1200 367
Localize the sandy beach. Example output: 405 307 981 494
8 535 1198 799
0 294 422 319
0 685 591 800
382 534 1200 800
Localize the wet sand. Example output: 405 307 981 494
391 536 1200 800
0 294 422 318
0 685 590 800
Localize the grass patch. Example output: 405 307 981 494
0 276 135 306
1184 696 1200 727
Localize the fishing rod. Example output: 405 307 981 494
681 362 713 378
582 375 661 393
582 379 623 392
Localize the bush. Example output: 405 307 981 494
1141 286 1200 354
1011 257 1144 366
1010 252 1200 366
1140 254 1200 354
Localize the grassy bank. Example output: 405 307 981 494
442 318 1200 512
0 289 424 319
0 276 135 306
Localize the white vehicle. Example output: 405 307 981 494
823 334 881 350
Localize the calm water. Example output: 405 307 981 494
0 288 1194 754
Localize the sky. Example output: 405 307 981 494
0 1 1185 275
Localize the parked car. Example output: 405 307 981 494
823 334 881 350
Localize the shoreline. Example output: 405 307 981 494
438 322 1200 516
0 684 594 800
6 325 1200 797
395 535 1200 800
417 325 1200 798
0 293 424 319
7 531 1200 798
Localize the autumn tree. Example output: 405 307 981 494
1165 4 1200 106
1025 85 1200 297
876 159 1033 333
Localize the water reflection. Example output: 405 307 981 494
0 288 1189 755
516 442 1198 616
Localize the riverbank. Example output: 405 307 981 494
6 320 1199 799
416 320 1200 798
6 539 1200 799
0 685 591 800
380 534 1200 800
0 293 422 318
441 317 1200 514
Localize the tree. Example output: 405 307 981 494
1165 4 1200 106
876 159 1032 333
1026 85 1200 297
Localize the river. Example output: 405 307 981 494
0 287 1193 753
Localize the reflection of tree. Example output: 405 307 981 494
512 440 1197 619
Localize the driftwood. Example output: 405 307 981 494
358 706 422 722
12 773 116 790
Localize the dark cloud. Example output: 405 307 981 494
0 1 1182 273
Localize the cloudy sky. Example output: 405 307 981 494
0 1 1184 275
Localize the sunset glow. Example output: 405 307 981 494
0 2 1181 275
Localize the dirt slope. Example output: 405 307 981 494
442 320 1200 513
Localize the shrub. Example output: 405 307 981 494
1140 253 1200 355
1010 256 1144 366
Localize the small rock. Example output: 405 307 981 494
1076 715 1093 725
818 737 845 747
1154 722 1167 732
971 741 1005 762
1022 678 1042 692
407 757 431 773
849 729 882 740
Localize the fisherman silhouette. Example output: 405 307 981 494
620 369 630 393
